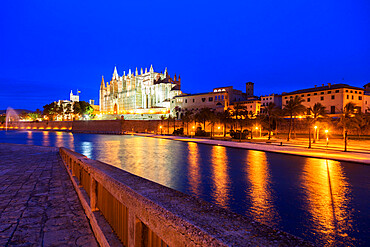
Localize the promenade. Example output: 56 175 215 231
0 144 97 246
134 133 370 165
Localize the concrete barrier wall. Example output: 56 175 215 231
0 121 73 130
59 147 311 247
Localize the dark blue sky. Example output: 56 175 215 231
1 0 369 110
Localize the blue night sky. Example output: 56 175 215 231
1 0 369 110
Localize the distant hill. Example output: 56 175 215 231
0 109 33 115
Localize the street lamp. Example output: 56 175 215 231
160 125 162 135
255 126 261 137
314 126 319 141
325 129 329 149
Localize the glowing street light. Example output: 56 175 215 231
325 129 329 149
160 125 163 135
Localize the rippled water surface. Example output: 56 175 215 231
1 130 369 246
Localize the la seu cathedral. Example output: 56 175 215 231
99 65 182 115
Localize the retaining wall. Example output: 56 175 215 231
59 147 312 247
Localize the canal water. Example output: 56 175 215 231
1 130 369 246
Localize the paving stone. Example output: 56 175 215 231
0 143 97 246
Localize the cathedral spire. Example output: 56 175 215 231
150 64 154 73
101 76 105 88
128 69 132 77
135 67 138 76
145 67 148 73
141 68 143 75
164 67 168 77
113 66 118 80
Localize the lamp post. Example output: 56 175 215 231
255 126 261 138
192 125 195 138
314 125 318 142
218 126 221 136
160 125 162 135
325 129 329 149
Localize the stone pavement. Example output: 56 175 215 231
0 143 97 246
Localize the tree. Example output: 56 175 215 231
309 103 327 143
217 109 232 137
262 103 279 140
283 96 306 141
28 112 40 121
182 110 193 135
43 102 60 121
74 101 94 119
339 102 356 151
195 108 212 131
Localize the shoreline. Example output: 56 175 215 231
132 133 370 165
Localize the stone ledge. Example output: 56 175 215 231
60 147 314 247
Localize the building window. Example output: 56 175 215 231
307 98 310 102
286 100 288 104
270 97 272 100
346 90 348 92
185 99 187 103
328 91 331 94
347 95 349 99
352 95 354 100
321 92 324 95
321 96 324 100
209 97 213 102
290 96 293 98
331 106 335 114
221 95 224 100
301 94 304 97
355 91 357 94
350 90 353 93
359 92 362 94
335 90 339 93
285 97 287 99
331 95 335 99
359 96 362 100
307 94 311 96
193 99 195 102
314 93 317 95
202 98 206 102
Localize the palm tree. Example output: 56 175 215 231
309 103 327 143
217 109 232 137
182 110 193 136
263 103 278 140
339 102 356 151
232 102 244 131
283 96 306 141
196 108 212 131
166 115 173 134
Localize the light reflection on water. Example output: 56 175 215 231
0 130 369 246
211 146 230 208
302 159 354 245
245 150 279 227
187 142 202 197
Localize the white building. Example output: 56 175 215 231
100 66 182 114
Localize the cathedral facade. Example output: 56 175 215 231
99 65 182 114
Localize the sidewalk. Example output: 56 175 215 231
0 143 97 246
133 133 370 165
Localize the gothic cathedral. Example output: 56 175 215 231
99 65 182 114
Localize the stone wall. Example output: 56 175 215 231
60 147 311 246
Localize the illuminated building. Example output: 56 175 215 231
170 86 247 118
99 65 182 114
282 83 367 115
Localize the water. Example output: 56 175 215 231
5 107 20 130
1 130 369 246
